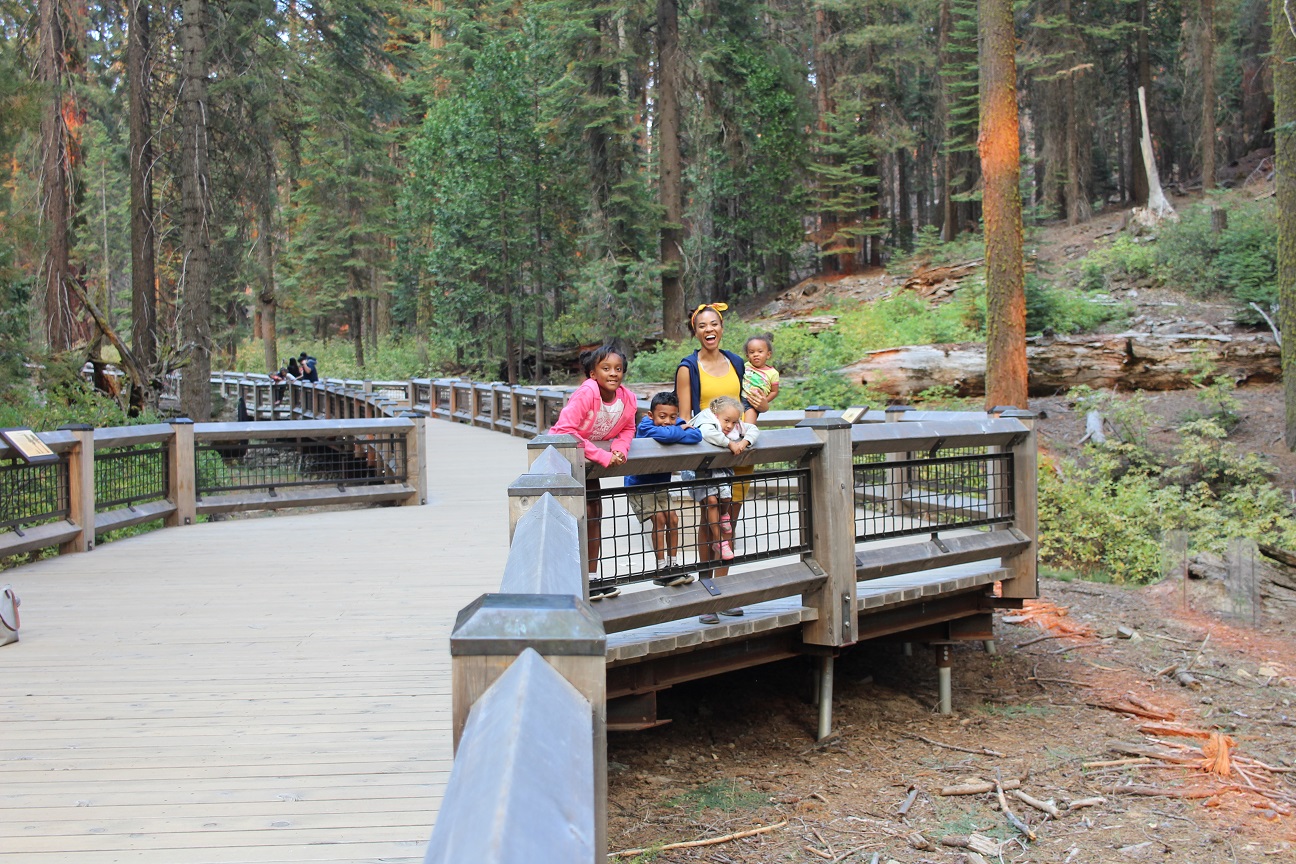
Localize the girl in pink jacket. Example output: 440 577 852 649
548 343 637 598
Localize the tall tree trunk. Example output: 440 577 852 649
39 0 72 352
1275 0 1296 448
937 0 955 239
179 0 212 421
657 0 685 340
350 293 365 369
1129 0 1152 205
979 0 1028 409
1200 0 1216 189
128 0 159 376
257 132 278 373
813 6 839 264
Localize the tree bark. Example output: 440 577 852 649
657 0 685 340
1201 0 1216 190
128 0 156 375
978 0 1028 409
1276 0 1296 449
1128 0 1151 205
257 131 278 374
1137 86 1175 217
39 0 73 352
937 0 956 240
179 0 212 421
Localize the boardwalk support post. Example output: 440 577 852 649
817 654 834 740
167 418 196 527
935 642 953 714
58 424 94 553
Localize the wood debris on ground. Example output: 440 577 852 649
1088 708 1296 817
1003 599 1097 640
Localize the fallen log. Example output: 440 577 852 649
838 332 1280 398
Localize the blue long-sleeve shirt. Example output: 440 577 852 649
624 416 702 487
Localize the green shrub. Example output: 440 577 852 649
1026 274 1127 335
1039 387 1296 584
1156 198 1276 313
1078 235 1158 292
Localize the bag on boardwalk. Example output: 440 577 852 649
1 585 19 646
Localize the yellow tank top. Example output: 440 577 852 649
697 358 741 413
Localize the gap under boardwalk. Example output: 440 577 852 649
0 420 525 864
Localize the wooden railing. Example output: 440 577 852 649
0 416 427 562
431 397 1038 862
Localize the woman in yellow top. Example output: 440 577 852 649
675 304 769 621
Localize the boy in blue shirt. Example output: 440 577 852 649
625 392 701 586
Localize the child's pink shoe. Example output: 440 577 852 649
719 514 733 537
714 540 735 561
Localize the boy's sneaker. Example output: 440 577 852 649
588 584 620 600
653 572 692 587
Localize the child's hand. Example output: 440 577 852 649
610 450 627 465
728 441 747 455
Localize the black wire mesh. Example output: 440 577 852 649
0 457 70 532
540 394 566 431
588 467 812 590
95 444 169 511
853 448 1014 541
194 434 407 496
516 393 538 431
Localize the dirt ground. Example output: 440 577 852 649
607 207 1295 862
606 576 1296 863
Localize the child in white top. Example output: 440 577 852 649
686 395 759 561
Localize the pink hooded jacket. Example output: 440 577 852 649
547 378 638 467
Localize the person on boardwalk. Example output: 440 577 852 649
297 352 319 383
741 334 780 425
624 391 701 587
548 342 637 600
687 395 760 569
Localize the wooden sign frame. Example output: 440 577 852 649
0 428 59 464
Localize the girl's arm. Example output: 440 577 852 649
740 422 761 446
674 366 692 421
607 395 636 457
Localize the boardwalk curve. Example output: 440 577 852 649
1 420 525 864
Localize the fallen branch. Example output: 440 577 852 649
996 776 1037 841
609 820 788 858
940 833 1003 855
804 845 833 860
1083 756 1151 769
1066 796 1106 810
906 733 1005 758
896 786 919 818
1011 788 1063 819
938 778 1021 796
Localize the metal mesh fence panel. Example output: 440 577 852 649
0 457 70 531
588 467 811 590
194 434 407 496
853 449 1013 541
95 444 169 511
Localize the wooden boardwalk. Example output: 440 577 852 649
1 421 526 864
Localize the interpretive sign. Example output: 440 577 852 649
0 428 59 464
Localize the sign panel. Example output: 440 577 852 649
0 428 60 464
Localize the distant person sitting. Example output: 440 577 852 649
297 352 319 382
624 391 702 586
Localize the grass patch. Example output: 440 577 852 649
665 778 766 814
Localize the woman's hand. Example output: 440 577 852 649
746 389 770 413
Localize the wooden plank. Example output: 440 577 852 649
595 560 824 634
0 520 81 557
855 529 1029 581
195 485 415 514
587 426 822 480
856 562 1006 610
94 500 177 534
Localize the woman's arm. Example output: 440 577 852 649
674 365 692 421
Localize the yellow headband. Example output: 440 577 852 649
690 302 728 327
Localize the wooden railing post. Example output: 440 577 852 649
166 418 196 527
401 412 427 506
58 424 95 554
450 593 606 859
528 434 587 578
796 417 856 649
997 408 1038 600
